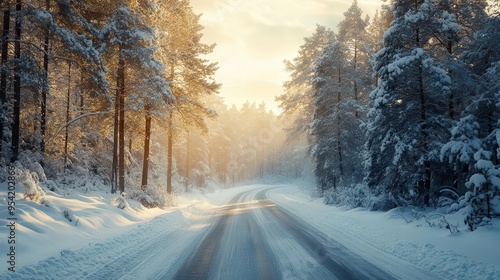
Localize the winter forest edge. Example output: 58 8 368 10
0 0 499 234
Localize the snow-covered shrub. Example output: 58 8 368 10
18 151 47 182
424 213 460 234
433 186 460 208
449 150 500 231
15 167 46 203
324 183 373 209
111 194 129 209
128 184 175 208
62 209 74 222
41 180 61 193
128 190 157 208
61 208 80 225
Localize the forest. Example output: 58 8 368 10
277 0 500 231
0 0 499 232
0 0 300 207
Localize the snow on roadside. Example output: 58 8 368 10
269 185 500 280
4 180 497 280
0 182 169 270
0 181 263 277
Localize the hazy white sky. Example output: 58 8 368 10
190 0 383 113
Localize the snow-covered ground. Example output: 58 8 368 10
0 183 260 278
0 183 499 279
269 185 500 280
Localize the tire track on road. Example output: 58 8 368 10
256 188 396 280
173 188 280 280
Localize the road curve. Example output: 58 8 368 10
172 187 399 280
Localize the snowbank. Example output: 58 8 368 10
0 182 257 273
0 182 168 269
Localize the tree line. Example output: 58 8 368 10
0 0 300 208
278 0 500 230
0 0 219 200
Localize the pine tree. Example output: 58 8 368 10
451 150 500 231
335 0 370 186
103 5 174 193
445 10 500 229
152 0 219 194
366 0 460 207
311 40 347 195
337 0 371 112
311 15 370 200
277 25 334 142
441 116 482 194
442 9 499 196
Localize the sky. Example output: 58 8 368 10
190 0 384 113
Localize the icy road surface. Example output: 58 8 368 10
173 187 408 280
2 185 439 280
170 187 437 280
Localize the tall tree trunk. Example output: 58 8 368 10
185 129 189 191
0 9 10 157
167 112 173 194
416 22 431 206
63 62 71 170
11 1 22 163
337 68 344 177
447 39 455 120
445 38 461 191
41 0 50 156
141 110 152 190
79 72 84 115
167 61 175 194
111 64 119 194
118 51 126 194
353 40 359 118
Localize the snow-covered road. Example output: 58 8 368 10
5 184 497 279
172 186 436 280
175 187 394 279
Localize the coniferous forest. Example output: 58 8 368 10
0 0 292 205
278 0 500 231
0 0 499 233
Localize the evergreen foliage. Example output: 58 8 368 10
279 0 499 230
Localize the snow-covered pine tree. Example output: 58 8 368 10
446 11 500 229
150 0 219 194
277 25 335 143
462 14 500 142
441 116 482 195
45 0 111 176
441 4 500 230
0 0 110 173
366 0 460 208
366 6 392 56
451 150 500 231
310 1 372 203
205 95 233 185
311 39 349 196
102 4 174 194
337 0 371 113
336 0 370 186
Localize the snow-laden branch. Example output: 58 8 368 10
10 39 82 67
46 111 111 144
